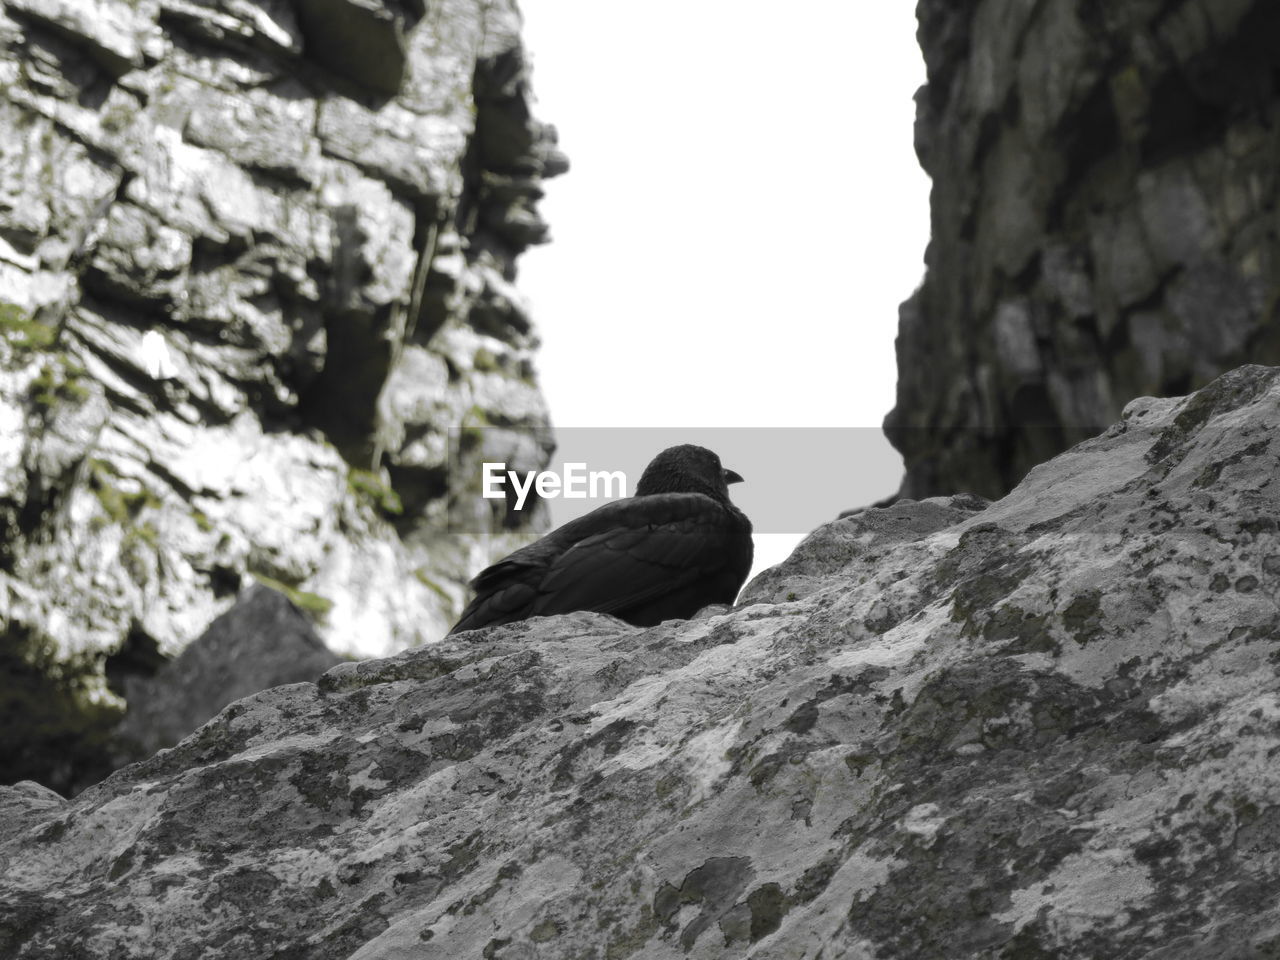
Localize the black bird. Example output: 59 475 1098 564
449 445 753 634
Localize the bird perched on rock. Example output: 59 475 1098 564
449 445 753 634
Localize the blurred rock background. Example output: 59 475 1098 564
0 0 562 794
887 0 1280 499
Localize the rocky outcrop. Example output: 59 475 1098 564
887 0 1280 499
112 584 344 761
0 0 564 678
3 364 1279 958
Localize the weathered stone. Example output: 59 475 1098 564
158 0 302 60
1089 205 1160 311
4 366 1280 957
992 299 1041 381
0 781 64 844
6 0 160 78
181 80 321 183
1137 161 1219 269
1039 242 1093 320
0 0 566 791
889 0 1280 499
317 96 465 199
114 584 343 759
293 0 408 96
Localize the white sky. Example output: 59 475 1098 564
514 1 932 577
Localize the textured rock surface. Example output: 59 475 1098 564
0 0 564 672
3 365 1279 958
113 584 344 761
887 0 1280 499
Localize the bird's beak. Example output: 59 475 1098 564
723 468 744 485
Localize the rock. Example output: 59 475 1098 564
3 365 1280 957
113 584 344 760
0 781 64 844
5 0 161 78
293 0 409 97
0 0 567 790
887 0 1280 500
0 620 123 799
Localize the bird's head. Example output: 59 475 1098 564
635 444 743 502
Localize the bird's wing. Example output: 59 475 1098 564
464 500 637 593
528 492 746 618
450 493 750 634
450 499 654 632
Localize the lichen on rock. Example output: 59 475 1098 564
4 366 1280 957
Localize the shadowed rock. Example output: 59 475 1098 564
114 585 343 761
889 0 1280 500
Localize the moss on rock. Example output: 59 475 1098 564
0 625 123 797
247 572 334 623
347 468 403 517
0 302 56 357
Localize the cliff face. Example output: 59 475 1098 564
888 0 1280 499
4 365 1279 958
0 0 564 676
